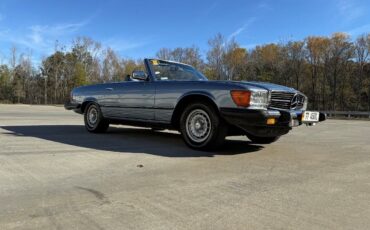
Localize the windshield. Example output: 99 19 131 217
149 59 208 81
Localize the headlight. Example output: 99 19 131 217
249 90 269 109
230 89 269 109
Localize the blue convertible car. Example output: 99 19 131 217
65 58 325 150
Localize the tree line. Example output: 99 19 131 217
0 33 369 111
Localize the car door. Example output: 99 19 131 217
154 81 185 123
100 81 155 121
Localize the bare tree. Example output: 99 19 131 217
156 48 172 60
286 41 305 90
207 33 226 80
354 34 370 110
223 39 247 81
1 33 370 112
328 33 353 110
102 48 125 82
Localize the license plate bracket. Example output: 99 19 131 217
289 119 300 127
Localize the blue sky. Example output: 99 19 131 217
0 0 370 65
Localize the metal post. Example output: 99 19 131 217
44 75 47 105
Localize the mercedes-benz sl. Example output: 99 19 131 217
65 59 325 150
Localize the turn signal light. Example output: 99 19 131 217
230 90 251 107
267 118 276 125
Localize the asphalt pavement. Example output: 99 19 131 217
0 104 369 230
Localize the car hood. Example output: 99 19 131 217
223 81 299 93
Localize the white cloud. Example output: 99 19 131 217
229 27 245 39
103 38 149 52
347 23 370 36
204 2 219 16
337 0 364 22
27 21 88 45
257 2 272 10
29 26 43 44
0 20 89 57
0 17 151 65
228 17 256 41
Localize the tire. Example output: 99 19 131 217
180 102 227 150
84 103 109 133
246 134 280 144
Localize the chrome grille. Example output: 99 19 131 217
293 94 305 109
269 91 305 110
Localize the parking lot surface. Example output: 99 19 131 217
0 104 369 230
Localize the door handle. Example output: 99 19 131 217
105 88 114 91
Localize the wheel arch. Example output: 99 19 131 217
81 97 98 113
171 92 220 129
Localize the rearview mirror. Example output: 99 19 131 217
132 70 148 81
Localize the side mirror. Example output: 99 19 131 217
132 70 148 81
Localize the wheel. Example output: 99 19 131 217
246 134 280 144
84 103 109 133
180 102 227 150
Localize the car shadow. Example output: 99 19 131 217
1 125 263 157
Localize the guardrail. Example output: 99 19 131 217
321 111 370 119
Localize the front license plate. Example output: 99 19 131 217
302 111 319 122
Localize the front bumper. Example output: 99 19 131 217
220 108 325 137
64 101 82 113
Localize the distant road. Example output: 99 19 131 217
0 105 369 230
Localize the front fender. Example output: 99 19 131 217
81 97 99 113
171 91 220 128
176 91 217 105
